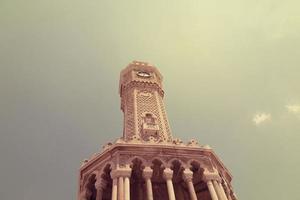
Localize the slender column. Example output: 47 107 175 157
223 181 232 200
80 191 88 200
218 182 228 200
163 168 176 200
182 168 197 200
111 178 118 200
203 169 223 200
123 167 132 200
124 176 130 200
207 180 219 200
213 180 225 200
118 176 124 200
111 167 131 200
110 170 119 200
142 166 154 200
95 179 107 200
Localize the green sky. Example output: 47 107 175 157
1 0 300 199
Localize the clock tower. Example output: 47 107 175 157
119 61 172 142
78 61 238 200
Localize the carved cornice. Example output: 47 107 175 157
121 81 164 97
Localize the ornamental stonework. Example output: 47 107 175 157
78 61 238 200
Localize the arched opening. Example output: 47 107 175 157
130 158 146 200
101 164 112 200
85 174 97 200
151 159 168 200
171 160 189 200
190 161 211 200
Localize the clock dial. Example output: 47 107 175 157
137 71 151 78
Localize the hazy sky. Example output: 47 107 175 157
1 0 300 199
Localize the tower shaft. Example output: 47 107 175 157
119 61 172 142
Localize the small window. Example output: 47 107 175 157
145 113 155 124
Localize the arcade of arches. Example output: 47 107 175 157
81 158 233 200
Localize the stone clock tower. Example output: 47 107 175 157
78 61 238 200
119 61 172 142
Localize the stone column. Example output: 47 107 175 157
142 166 154 200
218 181 229 200
207 180 219 200
213 180 226 200
80 191 88 200
95 179 107 200
111 178 118 200
118 176 124 200
123 168 132 200
203 170 219 200
163 168 176 200
111 167 131 200
182 168 197 200
110 170 120 200
223 181 232 200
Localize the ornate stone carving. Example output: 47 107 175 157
203 169 222 182
182 168 194 183
128 135 142 143
163 168 173 180
172 138 183 145
95 178 107 190
102 142 113 151
187 139 199 147
142 166 153 179
81 159 89 167
110 166 132 179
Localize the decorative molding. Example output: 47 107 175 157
187 139 199 147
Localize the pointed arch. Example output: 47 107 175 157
167 158 187 169
149 157 167 168
127 156 148 168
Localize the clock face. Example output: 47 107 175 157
137 71 151 78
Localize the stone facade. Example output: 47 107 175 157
78 61 238 200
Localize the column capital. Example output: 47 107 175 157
203 169 221 182
182 168 194 183
95 179 107 190
142 166 153 179
203 171 222 182
163 168 173 180
110 167 132 179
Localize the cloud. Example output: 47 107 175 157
253 112 271 126
286 104 300 114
